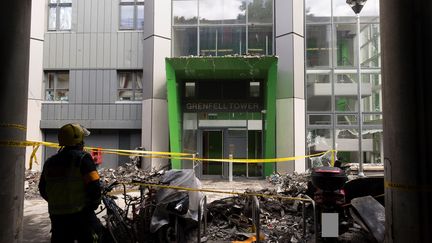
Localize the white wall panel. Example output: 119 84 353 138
154 0 172 39
276 99 295 173
294 99 306 172
153 38 170 99
275 34 294 99
293 35 305 99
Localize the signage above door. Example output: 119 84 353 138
183 100 262 112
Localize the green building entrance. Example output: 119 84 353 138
197 121 263 179
166 57 278 178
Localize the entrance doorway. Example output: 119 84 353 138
197 128 262 179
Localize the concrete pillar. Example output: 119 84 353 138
25 0 45 171
275 0 306 173
0 2 32 242
142 0 171 170
381 0 432 242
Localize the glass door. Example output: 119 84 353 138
224 128 248 177
201 130 224 178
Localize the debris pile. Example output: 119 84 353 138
267 172 310 196
206 189 312 242
97 163 163 185
25 170 42 199
24 160 164 199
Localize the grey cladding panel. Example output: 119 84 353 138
61 104 68 120
116 105 123 119
68 105 75 119
82 105 89 120
124 105 131 120
97 33 104 68
124 33 132 67
138 33 144 67
131 33 139 67
109 105 116 120
96 70 104 103
91 0 98 33
83 33 91 67
48 104 55 120
76 0 84 32
102 105 109 119
89 70 97 103
70 34 77 68
89 105 96 120
110 0 118 32
56 34 64 67
90 33 98 67
110 70 118 101
43 35 50 69
49 34 57 68
97 0 105 32
75 104 82 118
54 105 61 120
75 70 83 102
103 33 111 68
84 0 92 33
110 33 118 67
96 105 103 120
104 0 111 32
82 71 90 104
103 71 111 103
63 34 70 67
69 71 76 102
117 33 125 68
42 104 48 119
76 34 84 68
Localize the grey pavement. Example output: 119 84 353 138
23 179 273 242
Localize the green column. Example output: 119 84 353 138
264 62 277 176
166 60 182 169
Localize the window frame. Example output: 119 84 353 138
44 71 70 102
47 0 72 31
119 0 145 31
117 70 143 101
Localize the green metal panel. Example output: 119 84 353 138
166 61 182 169
264 62 277 176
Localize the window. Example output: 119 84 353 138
172 0 274 57
45 72 69 101
118 71 143 101
119 0 144 30
48 0 72 31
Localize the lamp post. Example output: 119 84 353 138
346 0 367 177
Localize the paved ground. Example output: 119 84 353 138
23 179 273 242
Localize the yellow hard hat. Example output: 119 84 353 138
58 123 90 146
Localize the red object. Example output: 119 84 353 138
91 148 102 165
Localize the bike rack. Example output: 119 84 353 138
251 195 261 243
250 194 316 243
302 194 317 242
197 195 207 243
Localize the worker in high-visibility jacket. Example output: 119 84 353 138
39 123 103 243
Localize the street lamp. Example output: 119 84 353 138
346 0 367 177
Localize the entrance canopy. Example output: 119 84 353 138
166 56 277 80
165 56 278 176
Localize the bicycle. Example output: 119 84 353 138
99 181 136 243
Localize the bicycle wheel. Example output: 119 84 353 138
106 213 135 243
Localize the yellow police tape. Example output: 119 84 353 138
0 123 27 131
384 181 432 192
0 139 336 167
109 181 314 203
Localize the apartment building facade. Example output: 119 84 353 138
35 0 381 178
